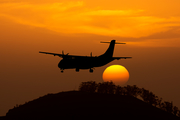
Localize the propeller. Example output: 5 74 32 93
62 50 69 56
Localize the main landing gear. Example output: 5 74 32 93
60 68 64 73
89 68 93 73
76 68 79 72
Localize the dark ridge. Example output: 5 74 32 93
0 116 6 120
3 91 180 120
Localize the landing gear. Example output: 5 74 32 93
76 68 79 72
60 68 64 73
89 68 93 73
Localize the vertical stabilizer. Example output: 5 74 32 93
100 40 126 57
100 40 116 57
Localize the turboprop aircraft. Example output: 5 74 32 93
39 40 132 73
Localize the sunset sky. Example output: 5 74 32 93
1 0 180 116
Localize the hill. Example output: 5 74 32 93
2 91 180 120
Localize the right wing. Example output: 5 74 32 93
113 57 132 60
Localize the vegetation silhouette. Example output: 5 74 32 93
1 81 180 120
79 81 180 117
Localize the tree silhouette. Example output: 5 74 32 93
173 106 179 116
156 97 163 108
97 81 115 94
162 101 173 113
79 81 97 93
123 85 140 97
178 110 180 117
115 85 124 95
139 88 158 106
78 81 180 117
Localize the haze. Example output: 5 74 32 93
1 0 180 116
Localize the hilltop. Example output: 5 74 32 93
2 91 180 120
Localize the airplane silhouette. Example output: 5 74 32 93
39 40 132 73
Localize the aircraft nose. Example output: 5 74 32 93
58 60 63 68
58 59 66 69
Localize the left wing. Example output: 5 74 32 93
39 51 90 58
113 57 132 60
39 51 63 57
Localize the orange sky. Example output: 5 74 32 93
1 0 180 116
1 0 180 46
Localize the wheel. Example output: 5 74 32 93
89 68 93 73
76 68 79 72
60 68 64 73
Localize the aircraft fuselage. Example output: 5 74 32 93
58 56 115 70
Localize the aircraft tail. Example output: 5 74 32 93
100 40 125 57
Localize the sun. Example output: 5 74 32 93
102 65 129 85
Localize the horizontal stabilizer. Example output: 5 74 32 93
100 41 126 44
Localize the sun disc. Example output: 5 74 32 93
102 65 129 85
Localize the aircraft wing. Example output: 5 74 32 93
39 51 89 58
113 57 132 60
39 51 65 57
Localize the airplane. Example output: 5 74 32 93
39 40 132 73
